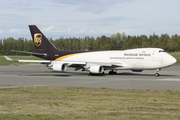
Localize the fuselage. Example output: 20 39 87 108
34 48 176 70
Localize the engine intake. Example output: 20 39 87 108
52 63 67 71
89 65 104 74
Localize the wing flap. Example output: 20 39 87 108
52 61 86 67
87 62 123 67
54 61 123 67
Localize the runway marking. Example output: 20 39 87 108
157 78 180 81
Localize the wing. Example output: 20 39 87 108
50 60 124 71
4 56 129 74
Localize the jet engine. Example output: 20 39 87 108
89 65 104 74
52 63 67 71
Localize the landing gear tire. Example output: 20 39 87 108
155 69 161 77
155 73 160 77
109 70 117 75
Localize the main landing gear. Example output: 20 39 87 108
109 70 117 75
155 69 161 77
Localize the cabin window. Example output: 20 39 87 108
159 50 166 52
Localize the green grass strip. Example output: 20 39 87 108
0 86 180 119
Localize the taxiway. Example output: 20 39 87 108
0 64 180 90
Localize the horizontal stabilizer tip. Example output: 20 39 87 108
4 56 13 61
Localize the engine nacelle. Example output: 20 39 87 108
52 63 67 71
89 65 104 74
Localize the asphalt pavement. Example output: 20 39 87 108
0 64 180 90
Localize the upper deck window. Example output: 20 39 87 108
159 50 166 52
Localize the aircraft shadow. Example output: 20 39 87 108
18 71 177 77
19 74 71 77
116 72 177 77
28 69 179 77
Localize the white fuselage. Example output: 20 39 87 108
60 48 176 70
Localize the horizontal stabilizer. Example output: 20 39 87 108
11 50 47 56
18 60 51 63
4 56 13 61
3 56 51 63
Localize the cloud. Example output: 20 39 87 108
50 0 134 14
0 27 29 39
0 30 3 34
0 29 22 34
13 2 30 7
0 14 30 22
10 29 21 33
61 28 72 33
91 16 132 26
1 0 42 12
43 26 74 34
117 29 133 35
79 29 86 33
43 25 55 32
45 26 130 37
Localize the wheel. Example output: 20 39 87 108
114 71 117 74
109 70 117 75
155 73 160 77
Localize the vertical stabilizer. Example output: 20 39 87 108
29 25 57 50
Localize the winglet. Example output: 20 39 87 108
4 56 13 61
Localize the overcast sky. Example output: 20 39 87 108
0 0 180 39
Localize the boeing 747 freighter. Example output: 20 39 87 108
4 25 177 77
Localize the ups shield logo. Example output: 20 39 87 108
34 33 42 47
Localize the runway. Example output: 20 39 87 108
0 64 180 90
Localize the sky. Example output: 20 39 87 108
0 0 180 39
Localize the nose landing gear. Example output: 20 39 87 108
155 69 161 77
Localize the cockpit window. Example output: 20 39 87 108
159 50 166 52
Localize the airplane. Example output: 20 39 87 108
4 25 177 77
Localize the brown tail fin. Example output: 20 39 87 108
29 25 57 50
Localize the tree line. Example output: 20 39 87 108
1 32 180 55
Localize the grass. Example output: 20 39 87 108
0 56 43 66
0 86 180 119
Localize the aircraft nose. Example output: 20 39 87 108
171 56 177 64
168 55 177 65
164 54 177 66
